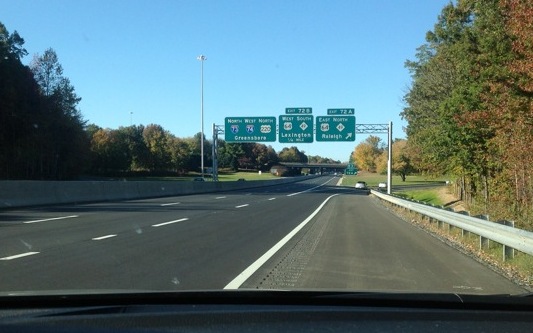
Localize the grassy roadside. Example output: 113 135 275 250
394 190 445 206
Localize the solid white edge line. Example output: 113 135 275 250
224 193 339 290
160 202 180 206
0 252 40 260
268 198 276 201
152 218 189 227
286 178 335 197
235 204 249 208
92 234 117 241
215 196 227 199
24 215 79 224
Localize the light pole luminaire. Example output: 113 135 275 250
197 55 206 178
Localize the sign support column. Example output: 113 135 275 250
212 123 224 182
387 121 392 194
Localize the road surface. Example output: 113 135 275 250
0 176 525 295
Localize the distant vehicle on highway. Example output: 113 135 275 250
355 181 367 189
193 177 205 182
378 182 387 190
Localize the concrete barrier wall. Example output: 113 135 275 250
0 177 304 209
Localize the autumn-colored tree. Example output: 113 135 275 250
90 128 131 173
352 136 383 172
167 136 194 175
143 124 171 172
375 139 415 180
251 143 278 170
403 0 533 228
278 146 308 163
482 0 533 220
391 140 414 181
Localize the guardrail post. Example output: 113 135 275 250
448 222 454 233
440 206 455 233
458 211 470 237
503 245 515 261
475 214 491 249
480 236 490 249
497 220 515 261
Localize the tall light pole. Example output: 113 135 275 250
197 55 207 178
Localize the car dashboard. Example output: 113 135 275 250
0 291 532 332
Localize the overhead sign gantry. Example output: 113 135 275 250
218 109 392 194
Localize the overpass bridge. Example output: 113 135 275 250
277 162 348 175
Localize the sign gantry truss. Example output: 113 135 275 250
355 124 389 134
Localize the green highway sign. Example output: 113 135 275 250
279 115 314 143
225 117 276 142
285 107 312 114
327 108 355 115
345 163 358 175
316 116 356 141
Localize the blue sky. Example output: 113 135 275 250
2 0 450 162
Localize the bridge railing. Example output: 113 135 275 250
371 190 533 261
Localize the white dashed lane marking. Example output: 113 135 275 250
151 218 189 227
24 215 79 224
0 252 40 260
92 234 117 241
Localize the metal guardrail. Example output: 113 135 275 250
371 190 533 260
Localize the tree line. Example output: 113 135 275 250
86 124 317 176
402 0 533 227
1 21 336 180
351 136 415 182
1 23 87 179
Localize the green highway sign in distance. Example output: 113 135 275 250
316 116 356 142
279 115 314 143
285 107 312 114
225 117 276 142
345 163 358 175
327 108 355 115
346 163 357 170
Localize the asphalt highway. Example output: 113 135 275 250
0 176 526 295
